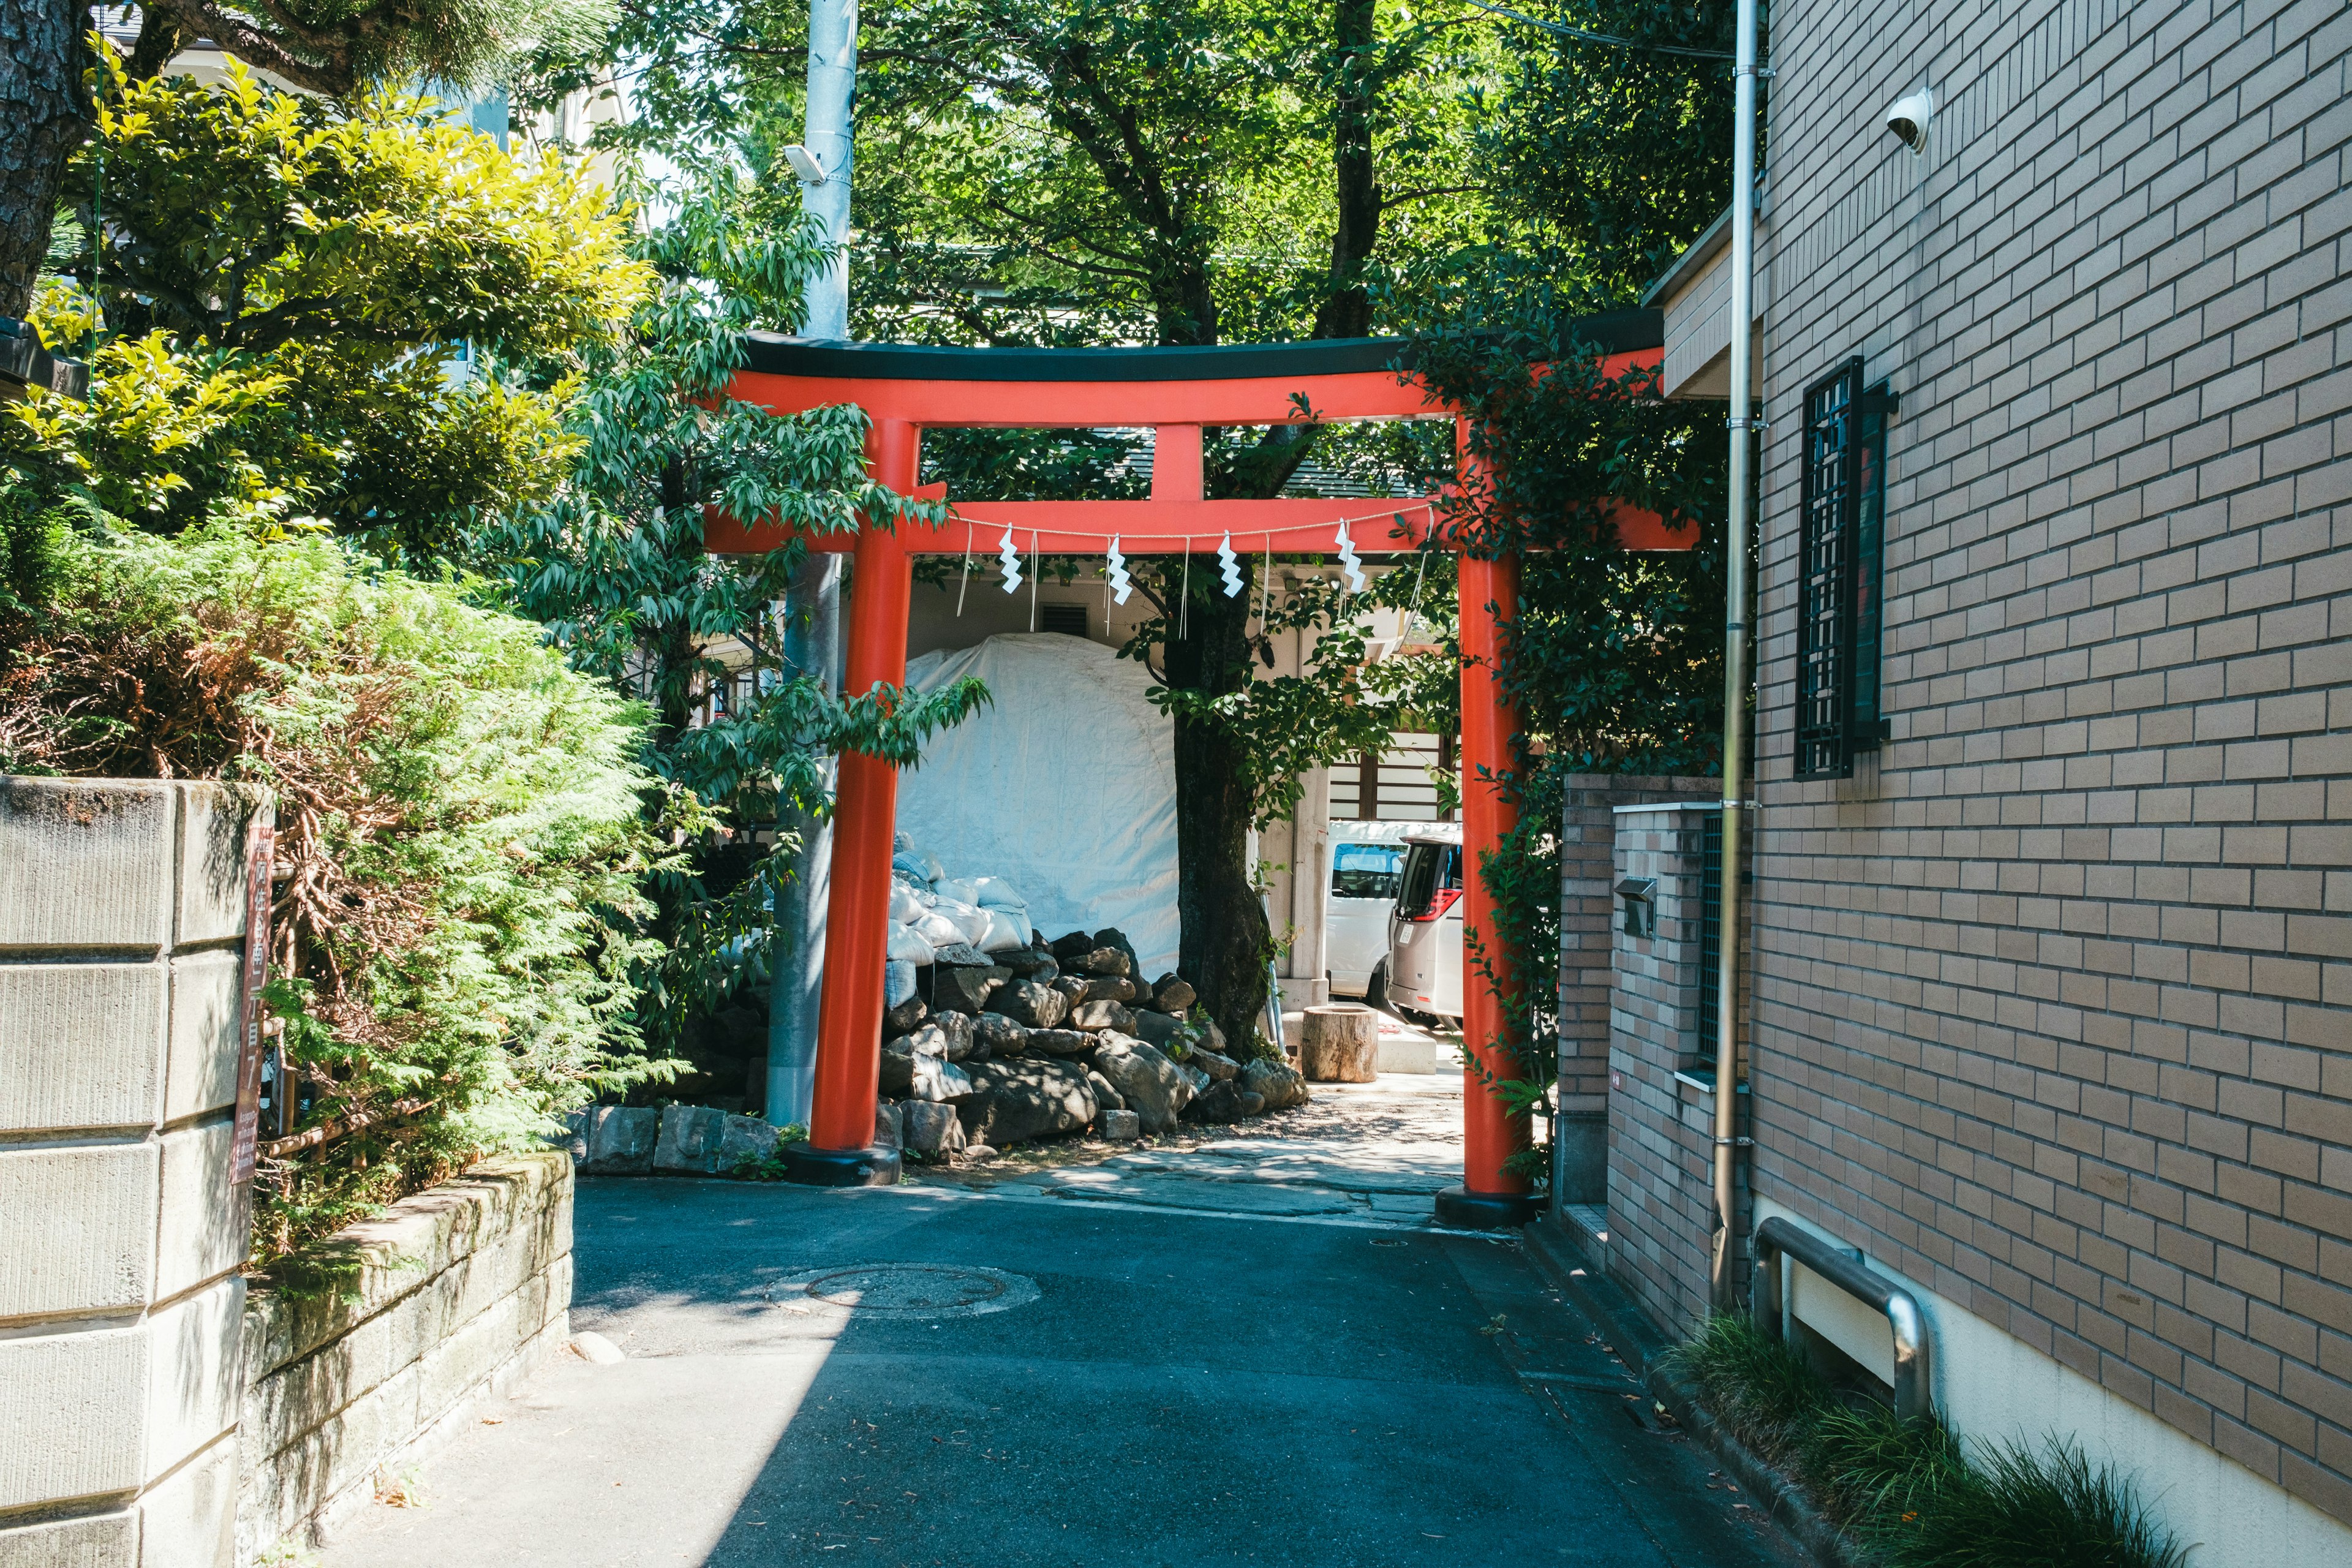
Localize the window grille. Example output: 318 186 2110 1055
1794 359 1895 779
1039 602 1089 638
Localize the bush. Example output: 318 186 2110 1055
1666 1314 2186 1568
0 521 673 1262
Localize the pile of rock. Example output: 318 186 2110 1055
884 927 1310 1161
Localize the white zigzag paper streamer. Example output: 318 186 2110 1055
1335 522 1366 594
1217 533 1243 597
1106 536 1133 604
997 526 1022 594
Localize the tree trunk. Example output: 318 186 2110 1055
1164 565 1272 1053
0 1 91 319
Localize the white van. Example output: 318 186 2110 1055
1323 821 1419 998
1384 824 1464 1027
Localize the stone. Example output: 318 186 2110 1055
933 1011 976 1061
1241 1057 1310 1111
572 1331 626 1365
654 1104 729 1174
973 1011 1028 1057
580 1106 657 1174
1178 1064 1210 1093
1048 930 1096 962
1085 1068 1125 1111
1148 973 1197 1014
1076 974 1138 1003
1091 927 1140 970
960 1144 1000 1164
931 965 998 1016
1023 1028 1094 1057
992 980 1068 1029
1132 1009 1182 1050
883 994 929 1038
1201 1018 1229 1057
957 1059 1096 1148
1189 1047 1240 1082
718 1114 780 1167
903 1022 952 1058
875 1102 903 1148
879 1042 915 1096
1298 1003 1379 1082
901 1101 966 1157
1185 1079 1249 1124
1001 947 1060 981
1099 1108 1141 1142
1080 946 1133 978
1049 974 1088 1011
931 941 991 968
1239 1091 1265 1115
1090 1035 1193 1134
907 1056 974 1103
1069 1000 1137 1034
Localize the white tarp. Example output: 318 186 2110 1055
897 632 1180 975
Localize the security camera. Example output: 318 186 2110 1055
782 144 827 184
1885 89 1934 152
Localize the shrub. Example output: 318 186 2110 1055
1667 1314 2187 1567
0 521 673 1262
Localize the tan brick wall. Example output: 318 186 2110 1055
1555 775 1720 1201
1748 0 2352 1525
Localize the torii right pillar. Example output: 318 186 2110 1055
1439 492 1542 1229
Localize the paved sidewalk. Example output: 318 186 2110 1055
322 1175 1807 1568
914 1072 1471 1224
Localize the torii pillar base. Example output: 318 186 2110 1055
782 1140 902 1188
1436 1185 1544 1231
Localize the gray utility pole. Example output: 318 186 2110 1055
767 0 857 1129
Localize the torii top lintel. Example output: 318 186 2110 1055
712 307 1691 555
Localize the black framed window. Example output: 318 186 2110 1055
1794 359 1895 780
1695 812 1724 1068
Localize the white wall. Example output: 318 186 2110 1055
1755 1199 2352 1568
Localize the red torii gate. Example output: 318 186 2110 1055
710 318 1683 1229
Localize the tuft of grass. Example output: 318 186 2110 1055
1869 1438 2192 1568
1662 1312 1833 1468
1667 1316 2187 1568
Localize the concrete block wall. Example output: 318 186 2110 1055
1554 775 1720 1204
0 777 267 1566
1743 0 2352 1548
234 1152 574 1559
1597 803 1740 1336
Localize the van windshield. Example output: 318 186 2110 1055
1394 843 1462 918
1330 843 1404 900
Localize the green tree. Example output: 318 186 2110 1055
476 165 988 1043
534 0 1500 1048
0 0 612 317
26 53 644 554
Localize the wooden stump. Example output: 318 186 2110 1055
1298 1004 1379 1082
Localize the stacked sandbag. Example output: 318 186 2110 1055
878 921 1310 1161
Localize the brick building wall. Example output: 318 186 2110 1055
1603 802 1746 1336
1555 775 1720 1204
1747 0 2352 1531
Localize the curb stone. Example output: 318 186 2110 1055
1520 1218 1864 1568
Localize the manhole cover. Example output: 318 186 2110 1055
767 1264 1039 1319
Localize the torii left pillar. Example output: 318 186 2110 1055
782 417 918 1186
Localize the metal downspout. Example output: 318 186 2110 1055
1711 0 1762 1313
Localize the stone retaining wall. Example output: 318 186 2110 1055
0 777 267 1568
234 1152 573 1560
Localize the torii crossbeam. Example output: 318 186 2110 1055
713 316 1683 1229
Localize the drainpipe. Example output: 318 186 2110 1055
768 0 858 1128
1710 0 1761 1314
